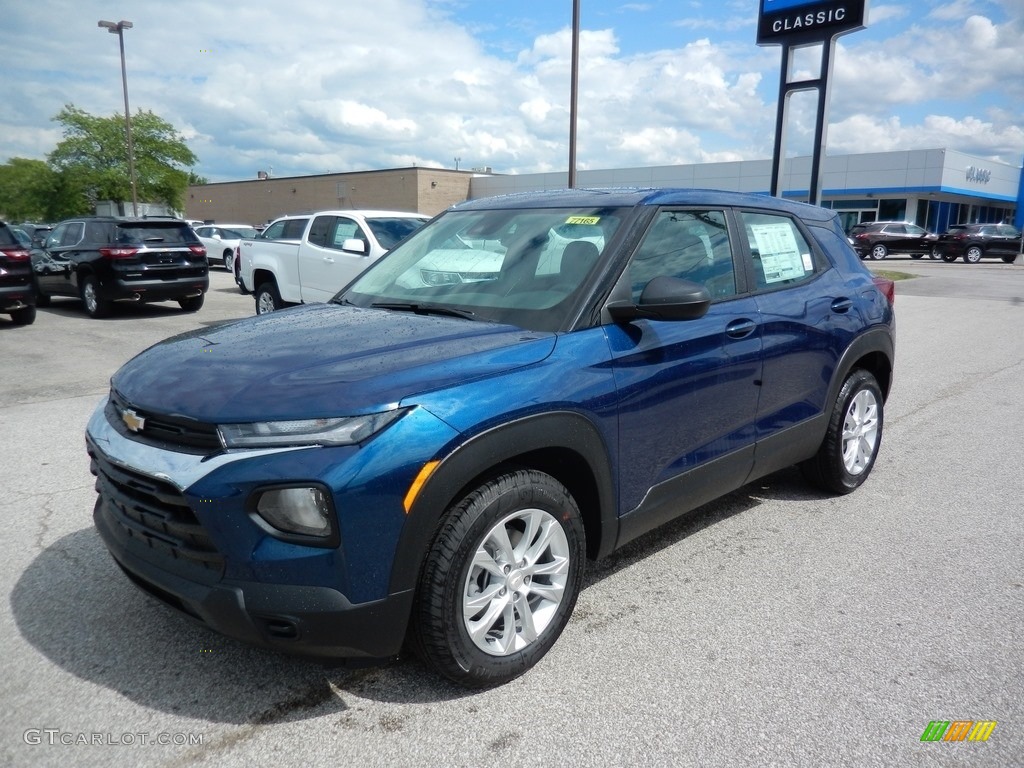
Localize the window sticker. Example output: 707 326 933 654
751 223 807 283
565 216 600 225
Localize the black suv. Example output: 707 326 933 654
33 217 209 318
934 223 1022 264
848 221 938 260
0 221 37 325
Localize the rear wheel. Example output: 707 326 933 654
869 244 888 260
1001 255 1017 264
80 275 111 318
10 305 36 325
223 251 234 271
801 369 883 494
963 246 983 264
178 294 205 312
255 281 283 314
410 469 585 688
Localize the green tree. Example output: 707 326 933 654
47 104 200 214
0 158 59 221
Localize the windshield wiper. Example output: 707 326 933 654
371 302 476 320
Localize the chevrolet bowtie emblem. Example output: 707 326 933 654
121 408 146 433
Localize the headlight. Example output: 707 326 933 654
420 269 463 286
218 409 405 448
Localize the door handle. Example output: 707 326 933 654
725 318 757 338
323 256 335 264
831 298 853 313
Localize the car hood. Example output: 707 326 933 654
111 303 555 422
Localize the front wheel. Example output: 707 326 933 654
223 251 234 271
254 281 283 314
870 244 888 260
1001 255 1017 264
410 469 586 688
963 246 983 264
801 370 883 494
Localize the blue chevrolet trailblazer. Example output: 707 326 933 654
87 188 895 687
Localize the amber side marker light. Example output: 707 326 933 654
404 461 440 513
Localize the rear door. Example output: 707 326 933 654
740 210 867 475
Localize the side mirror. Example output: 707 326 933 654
607 276 711 322
342 238 367 255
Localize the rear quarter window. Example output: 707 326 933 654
741 211 819 290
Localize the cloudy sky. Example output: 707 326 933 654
1 0 1021 183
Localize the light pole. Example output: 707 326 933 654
98 19 138 217
568 0 580 188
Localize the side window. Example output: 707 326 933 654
281 218 309 240
84 222 108 243
62 222 85 247
740 212 817 290
629 210 735 301
46 224 68 249
260 220 286 239
329 217 364 250
307 216 333 248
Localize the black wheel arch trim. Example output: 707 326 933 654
828 327 894 406
389 410 618 596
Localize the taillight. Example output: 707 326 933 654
872 276 895 304
0 247 30 261
99 247 139 259
189 245 207 257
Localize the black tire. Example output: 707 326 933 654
801 369 883 495
10 305 36 325
35 291 50 308
1001 255 1017 264
963 246 983 264
223 251 234 271
254 281 283 314
178 294 205 312
80 275 111 318
941 252 957 263
409 469 586 688
869 244 888 260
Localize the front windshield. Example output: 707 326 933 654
340 207 625 332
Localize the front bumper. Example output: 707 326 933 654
93 500 412 658
86 398 416 659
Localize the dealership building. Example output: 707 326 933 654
186 147 1023 233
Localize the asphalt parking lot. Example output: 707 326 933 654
1 261 1022 767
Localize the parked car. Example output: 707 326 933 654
933 223 1022 264
848 221 938 260
0 221 36 325
240 210 429 313
32 217 209 318
18 223 53 247
86 188 895 688
10 226 33 249
194 224 261 270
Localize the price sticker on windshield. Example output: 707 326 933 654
564 216 600 225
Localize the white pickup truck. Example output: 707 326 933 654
240 209 429 314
